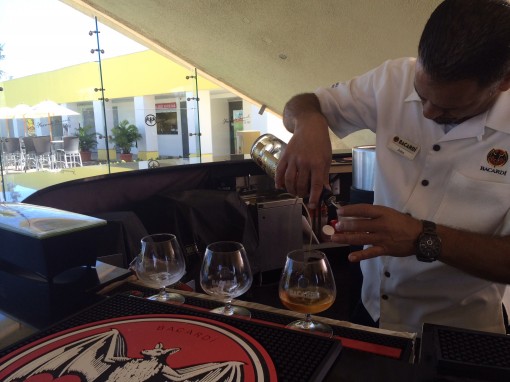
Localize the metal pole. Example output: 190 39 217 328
0 138 6 201
193 68 202 160
93 17 111 173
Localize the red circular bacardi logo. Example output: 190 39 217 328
0 315 277 382
487 148 508 167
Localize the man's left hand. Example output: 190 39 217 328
331 204 422 262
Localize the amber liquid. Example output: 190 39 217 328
279 287 335 314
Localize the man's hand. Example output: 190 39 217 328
331 204 422 262
276 93 332 209
330 204 510 284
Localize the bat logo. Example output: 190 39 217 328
0 316 276 382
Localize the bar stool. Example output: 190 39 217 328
32 135 54 170
1 137 23 171
56 136 82 168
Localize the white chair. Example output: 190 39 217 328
57 136 82 168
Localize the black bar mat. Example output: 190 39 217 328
0 293 341 382
420 323 510 381
112 282 413 360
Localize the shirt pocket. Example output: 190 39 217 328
434 171 510 235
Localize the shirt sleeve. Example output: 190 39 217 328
315 58 416 139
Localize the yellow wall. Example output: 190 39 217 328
0 50 220 107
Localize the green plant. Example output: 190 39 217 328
74 125 98 151
110 120 142 154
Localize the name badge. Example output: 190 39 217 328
387 136 420 160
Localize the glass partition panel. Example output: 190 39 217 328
0 0 290 202
0 1 148 202
194 71 291 164
97 51 208 170
186 68 202 161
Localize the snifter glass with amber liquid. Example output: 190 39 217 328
279 249 337 336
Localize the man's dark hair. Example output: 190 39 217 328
418 0 510 87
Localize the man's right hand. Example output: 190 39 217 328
276 93 332 209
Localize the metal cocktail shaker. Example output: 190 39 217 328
250 133 338 210
250 133 287 179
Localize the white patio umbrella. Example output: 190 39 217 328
13 103 32 118
12 104 33 136
28 100 80 140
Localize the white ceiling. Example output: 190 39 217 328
62 0 442 116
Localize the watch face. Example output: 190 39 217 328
418 234 441 261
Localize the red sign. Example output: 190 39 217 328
156 102 177 109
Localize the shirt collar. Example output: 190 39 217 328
486 91 510 134
404 88 420 103
404 88 510 138
404 88 484 140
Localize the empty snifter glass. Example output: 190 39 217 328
133 233 186 303
200 241 253 317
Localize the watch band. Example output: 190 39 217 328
422 220 436 236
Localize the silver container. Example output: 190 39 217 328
250 133 287 179
352 145 376 191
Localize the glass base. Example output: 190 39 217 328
148 291 185 304
286 319 333 337
210 305 251 318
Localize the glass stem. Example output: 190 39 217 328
303 313 313 329
223 300 234 315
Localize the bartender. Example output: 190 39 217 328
276 0 510 335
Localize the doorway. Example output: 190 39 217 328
228 101 243 154
180 101 189 158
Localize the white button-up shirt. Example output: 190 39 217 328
316 57 510 334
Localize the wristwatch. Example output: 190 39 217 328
416 220 442 262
